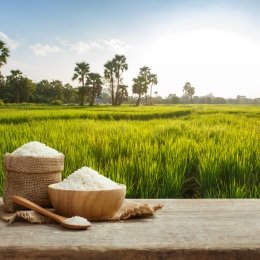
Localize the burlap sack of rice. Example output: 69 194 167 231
3 153 64 213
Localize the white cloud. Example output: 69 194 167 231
29 43 60 56
103 39 131 54
56 37 131 55
28 38 130 57
0 32 19 49
70 41 103 54
56 37 70 47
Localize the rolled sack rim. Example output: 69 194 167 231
3 153 65 173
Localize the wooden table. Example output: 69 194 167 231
0 199 259 259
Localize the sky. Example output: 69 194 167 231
1 0 260 98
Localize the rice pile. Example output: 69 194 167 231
54 166 120 190
64 216 91 226
11 141 63 157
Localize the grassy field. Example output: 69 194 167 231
0 104 259 198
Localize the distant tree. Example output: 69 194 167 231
34 80 52 103
113 55 128 105
155 95 163 104
212 97 226 104
139 66 151 104
50 80 64 103
117 84 128 105
183 82 195 101
104 55 128 105
101 92 111 104
72 62 90 105
64 83 77 104
132 66 157 105
5 70 23 102
149 73 158 105
0 40 9 74
5 70 35 103
20 77 35 102
104 60 115 105
86 73 103 106
132 76 146 106
0 74 6 101
168 94 180 104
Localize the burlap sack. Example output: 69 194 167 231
3 153 64 213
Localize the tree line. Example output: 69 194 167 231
0 40 160 106
2 40 258 105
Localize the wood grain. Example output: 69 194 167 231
0 198 259 260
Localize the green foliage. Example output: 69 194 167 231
50 80 64 102
72 62 90 105
0 40 9 69
104 55 128 105
169 94 180 104
51 99 63 105
4 70 35 103
104 60 115 104
132 66 158 106
63 83 77 104
183 82 195 101
86 73 103 106
132 76 145 105
0 105 259 198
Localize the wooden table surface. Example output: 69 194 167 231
0 198 259 260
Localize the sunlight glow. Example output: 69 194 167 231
132 29 260 97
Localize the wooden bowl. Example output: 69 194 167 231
48 184 126 219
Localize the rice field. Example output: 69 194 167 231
0 104 259 198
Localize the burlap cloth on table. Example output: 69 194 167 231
3 153 64 213
0 198 163 224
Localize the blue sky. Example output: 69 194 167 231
1 0 260 98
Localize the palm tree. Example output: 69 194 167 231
0 40 10 75
132 76 145 106
149 73 158 105
72 62 90 105
86 73 103 106
104 55 128 105
104 60 115 105
113 55 128 105
140 66 151 105
140 66 157 105
132 66 158 106
183 82 195 102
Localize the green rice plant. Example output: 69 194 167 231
0 104 259 198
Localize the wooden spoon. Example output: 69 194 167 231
12 196 91 230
